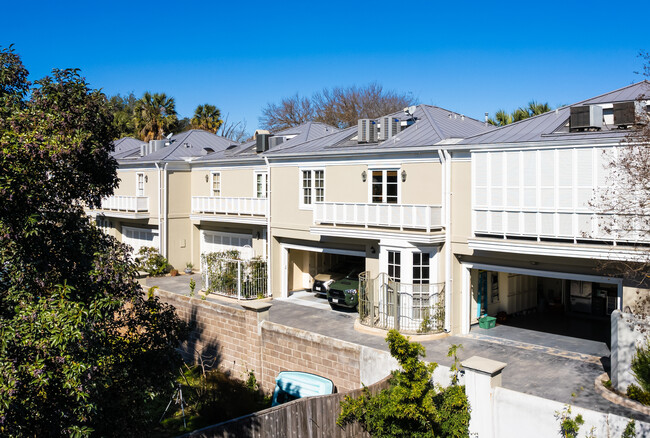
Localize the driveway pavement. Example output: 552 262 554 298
144 276 650 422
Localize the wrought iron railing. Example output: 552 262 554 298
358 272 445 334
201 255 268 300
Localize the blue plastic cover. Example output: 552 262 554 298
271 371 335 406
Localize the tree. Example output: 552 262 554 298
133 91 178 141
0 46 187 436
191 103 223 133
219 113 250 142
337 330 470 437
259 83 415 131
108 92 137 139
259 93 314 132
488 100 552 126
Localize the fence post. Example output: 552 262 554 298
237 260 242 300
462 356 506 438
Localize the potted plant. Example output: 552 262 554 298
184 262 194 274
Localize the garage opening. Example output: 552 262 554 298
469 268 619 346
122 226 159 258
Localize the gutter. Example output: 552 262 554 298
438 149 452 333
264 155 272 298
163 162 169 258
155 162 163 255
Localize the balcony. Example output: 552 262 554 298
93 195 149 218
191 196 268 225
313 202 443 232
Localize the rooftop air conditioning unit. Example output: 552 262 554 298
256 133 271 153
570 105 603 131
268 136 285 148
378 117 401 141
613 101 644 127
358 119 377 143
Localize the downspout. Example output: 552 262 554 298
155 162 162 255
438 149 452 333
263 156 272 298
163 162 169 259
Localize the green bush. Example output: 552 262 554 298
136 246 170 276
631 340 650 393
555 405 584 438
338 330 470 437
627 384 650 405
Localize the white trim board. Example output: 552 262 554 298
280 242 365 258
461 261 622 285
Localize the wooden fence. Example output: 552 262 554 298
183 375 392 438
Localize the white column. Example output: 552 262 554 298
462 356 507 438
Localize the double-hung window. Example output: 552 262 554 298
255 172 268 198
300 169 324 207
136 172 145 196
371 169 398 203
211 172 221 196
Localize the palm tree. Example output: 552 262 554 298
133 92 178 141
527 100 551 117
191 104 223 133
488 109 513 126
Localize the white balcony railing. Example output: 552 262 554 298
473 208 628 242
100 195 149 212
314 202 443 231
192 196 268 217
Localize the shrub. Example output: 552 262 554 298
338 330 470 437
136 246 170 276
631 339 650 393
627 384 650 405
555 405 584 438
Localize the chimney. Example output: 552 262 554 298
485 112 489 126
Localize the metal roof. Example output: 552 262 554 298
118 130 239 162
111 137 144 159
265 104 494 156
458 81 650 146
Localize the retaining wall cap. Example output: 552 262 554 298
462 356 507 376
240 301 273 312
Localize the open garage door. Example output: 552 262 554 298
467 265 620 346
281 243 365 296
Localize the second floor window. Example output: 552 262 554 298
371 169 398 204
256 172 268 198
136 172 145 196
211 172 221 196
301 169 324 207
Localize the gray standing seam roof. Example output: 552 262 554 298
458 81 650 146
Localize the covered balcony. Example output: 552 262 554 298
191 196 268 225
313 202 443 232
93 195 149 219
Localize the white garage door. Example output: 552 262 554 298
200 230 253 259
122 226 160 257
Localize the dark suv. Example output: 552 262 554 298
326 265 364 309
312 263 351 296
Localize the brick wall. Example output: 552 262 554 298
156 289 362 393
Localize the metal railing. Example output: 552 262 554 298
314 202 443 231
192 196 267 217
202 256 268 300
358 272 445 334
100 195 149 212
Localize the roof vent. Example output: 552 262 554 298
202 147 215 155
570 105 603 132
378 117 401 141
256 133 271 153
183 142 191 148
358 119 377 143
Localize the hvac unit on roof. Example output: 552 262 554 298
378 117 401 141
358 119 377 143
268 136 285 148
256 133 271 153
613 101 646 127
569 105 603 131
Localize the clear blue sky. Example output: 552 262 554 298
3 0 648 132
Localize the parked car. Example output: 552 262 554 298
271 371 335 406
312 262 361 296
326 265 365 309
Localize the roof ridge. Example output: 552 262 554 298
419 105 446 140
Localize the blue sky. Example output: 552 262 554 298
3 0 648 133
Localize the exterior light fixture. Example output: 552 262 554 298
205 174 209 183
370 246 376 254
361 171 367 182
401 170 407 182
144 175 148 183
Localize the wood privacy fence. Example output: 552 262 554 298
184 375 392 438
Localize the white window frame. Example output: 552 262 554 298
211 171 221 197
368 168 400 204
136 172 145 197
299 168 325 209
254 171 268 199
